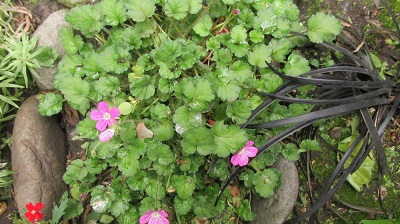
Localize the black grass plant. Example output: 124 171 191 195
217 0 400 222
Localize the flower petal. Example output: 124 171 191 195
90 110 104 121
230 154 240 166
34 212 44 221
244 147 258 157
139 213 152 224
99 129 115 142
33 202 44 211
97 101 109 112
109 108 120 119
238 155 249 166
158 210 168 218
96 120 108 132
245 141 255 148
25 202 34 211
25 212 35 222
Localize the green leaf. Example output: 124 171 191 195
283 51 311 76
145 179 166 200
172 175 196 199
90 186 116 213
37 93 63 116
164 0 189 20
211 121 247 157
193 195 219 218
58 76 90 113
206 36 220 51
151 103 171 118
188 0 203 14
116 207 139 224
125 0 156 22
212 48 232 65
117 146 140 176
249 30 264 43
183 77 215 102
179 155 205 173
307 12 343 43
59 26 84 55
91 139 120 159
65 5 104 37
76 117 97 140
172 106 203 131
216 78 241 102
282 143 300 161
159 64 181 79
230 61 253 83
230 25 247 43
122 27 142 50
126 170 149 191
174 196 194 215
151 120 174 141
227 42 250 58
63 198 84 219
259 71 283 93
253 8 277 34
181 127 215 155
252 168 281 198
129 75 155 100
299 139 321 152
193 14 212 37
94 76 121 97
49 191 69 224
208 159 230 180
101 0 126 26
148 144 175 165
100 214 114 223
338 136 374 191
98 45 131 74
248 44 271 68
226 100 253 124
269 38 293 62
63 159 88 185
237 199 256 221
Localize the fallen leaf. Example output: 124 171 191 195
136 122 153 139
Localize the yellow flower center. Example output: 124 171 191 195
103 112 111 120
152 212 160 218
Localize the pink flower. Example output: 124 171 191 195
231 141 258 166
139 210 169 224
233 9 240 15
99 129 115 142
90 101 120 131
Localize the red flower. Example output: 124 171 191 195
25 202 44 223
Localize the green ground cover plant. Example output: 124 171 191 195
33 0 348 223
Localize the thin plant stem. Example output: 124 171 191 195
183 0 217 37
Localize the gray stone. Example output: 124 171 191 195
251 157 299 224
12 95 67 220
32 9 70 90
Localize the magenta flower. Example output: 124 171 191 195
233 9 240 15
139 210 169 224
99 129 115 142
231 141 258 166
90 101 120 131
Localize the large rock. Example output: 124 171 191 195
251 157 299 224
32 9 69 90
12 95 67 220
